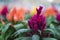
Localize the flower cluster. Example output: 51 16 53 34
1 6 8 16
56 14 60 22
28 6 46 33
6 7 25 23
43 6 57 17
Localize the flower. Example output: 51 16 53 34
43 6 57 17
6 7 18 22
28 6 46 33
6 7 25 23
30 6 37 16
56 14 60 22
1 6 8 16
17 7 25 21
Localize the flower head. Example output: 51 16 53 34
6 7 25 23
56 14 60 22
1 6 8 16
6 7 18 22
28 6 46 32
43 6 57 17
17 7 25 21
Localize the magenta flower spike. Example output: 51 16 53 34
1 6 8 16
28 6 46 33
36 6 43 16
56 14 60 22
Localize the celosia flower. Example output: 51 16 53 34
17 7 25 21
1 6 8 16
28 6 46 33
30 6 37 16
6 7 18 22
6 7 25 23
43 6 57 17
56 14 60 22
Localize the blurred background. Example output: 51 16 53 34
0 0 60 12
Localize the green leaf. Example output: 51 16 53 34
12 29 30 37
2 23 16 40
49 24 60 39
0 35 4 40
46 16 55 26
50 24 55 29
54 28 60 39
32 34 40 40
25 14 30 20
43 38 57 40
46 16 52 26
14 24 24 30
2 23 11 34
14 37 31 40
45 28 55 35
46 24 60 39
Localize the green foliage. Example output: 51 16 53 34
14 37 32 40
12 29 30 37
43 38 57 40
46 16 55 26
2 23 16 40
0 13 60 40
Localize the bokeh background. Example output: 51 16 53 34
0 0 60 12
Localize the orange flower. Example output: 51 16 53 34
6 7 18 22
6 7 25 23
13 12 18 23
43 7 57 17
17 7 25 21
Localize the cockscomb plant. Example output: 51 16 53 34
27 6 60 40
28 6 46 35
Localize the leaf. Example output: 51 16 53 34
12 29 30 37
0 35 4 40
50 24 55 29
14 37 32 40
32 34 40 40
2 23 11 34
25 14 30 20
2 23 16 40
49 24 60 39
14 24 24 30
43 38 57 40
46 16 52 26
46 16 55 26
15 21 28 30
54 28 60 39
45 28 55 35
45 24 60 39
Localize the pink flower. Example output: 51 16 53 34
28 6 46 33
56 14 60 22
1 6 8 16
